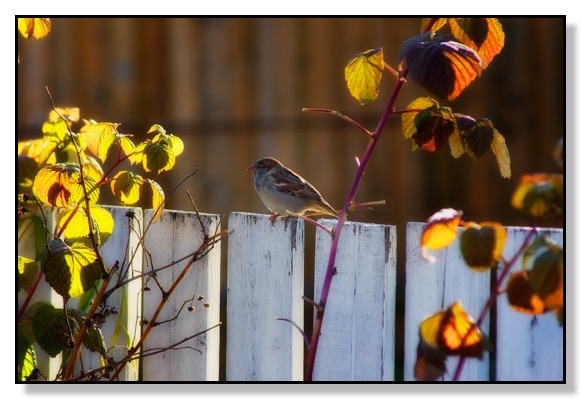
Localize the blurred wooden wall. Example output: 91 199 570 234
18 17 564 380
18 18 564 230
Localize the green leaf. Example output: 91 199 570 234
41 239 102 299
29 302 79 357
511 174 563 220
42 119 69 144
18 154 38 188
400 33 482 100
453 114 494 160
111 171 144 205
460 221 506 270
18 256 39 293
141 141 176 174
449 18 505 69
530 248 563 310
344 48 384 104
17 334 37 381
522 234 559 270
402 97 455 151
18 211 49 261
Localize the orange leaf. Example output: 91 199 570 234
400 33 482 100
449 18 505 69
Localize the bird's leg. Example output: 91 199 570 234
269 213 280 224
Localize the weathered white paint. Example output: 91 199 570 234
72 205 144 381
496 227 563 381
404 222 491 381
226 212 304 381
140 210 221 381
313 219 397 381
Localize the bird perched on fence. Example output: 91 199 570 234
247 157 340 221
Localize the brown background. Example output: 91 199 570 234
18 17 564 379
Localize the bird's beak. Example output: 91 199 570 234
246 164 255 173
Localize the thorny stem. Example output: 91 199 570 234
109 229 227 381
305 64 409 382
64 262 119 381
452 226 539 381
304 18 439 381
45 87 107 276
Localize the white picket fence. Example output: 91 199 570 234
17 207 564 382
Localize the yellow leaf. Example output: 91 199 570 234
57 207 114 246
490 126 511 178
49 107 80 123
83 122 120 163
18 256 38 292
448 130 465 158
41 240 101 299
19 137 57 165
168 135 184 157
18 18 51 39
147 179 165 224
402 97 440 140
110 171 143 205
33 164 80 207
82 155 105 183
119 136 137 164
42 120 69 144
147 124 166 135
345 48 384 104
421 208 463 263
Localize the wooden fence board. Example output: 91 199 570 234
313 219 397 381
226 212 304 381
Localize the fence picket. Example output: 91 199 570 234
71 206 144 381
313 219 397 381
226 212 304 381
404 223 564 382
17 206 563 382
495 227 564 381
404 222 491 381
140 210 221 381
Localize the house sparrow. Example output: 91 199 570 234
247 157 340 221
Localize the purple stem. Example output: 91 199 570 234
304 72 410 381
452 226 539 381
304 18 438 381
